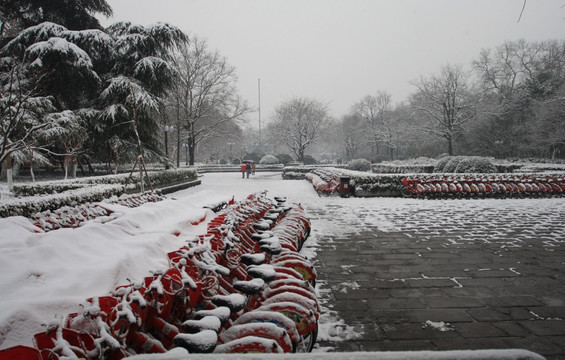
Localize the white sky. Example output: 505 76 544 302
100 0 564 125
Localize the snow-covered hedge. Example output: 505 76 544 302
339 169 405 196
0 184 125 218
435 156 497 174
2 169 197 218
259 155 279 165
12 168 197 197
347 159 371 172
282 166 317 180
454 157 497 173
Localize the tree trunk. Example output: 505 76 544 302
189 139 195 166
29 150 36 182
298 149 304 164
63 156 70 180
176 98 181 168
188 124 196 166
6 154 13 187
71 157 78 178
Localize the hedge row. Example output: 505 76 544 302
12 168 198 197
0 184 125 218
2 168 198 218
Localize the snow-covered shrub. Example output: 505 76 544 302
347 159 371 172
434 156 453 173
435 156 497 173
442 156 465 173
259 155 279 164
282 166 315 179
303 155 317 165
276 153 294 165
454 157 497 173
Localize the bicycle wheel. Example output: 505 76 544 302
294 322 318 353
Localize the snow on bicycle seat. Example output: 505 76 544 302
194 306 231 325
259 237 282 255
253 220 272 230
182 316 222 334
211 293 246 313
264 213 279 221
174 330 217 353
233 278 265 295
246 265 276 283
251 231 274 241
240 253 266 266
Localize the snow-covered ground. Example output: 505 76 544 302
0 171 561 359
0 172 320 351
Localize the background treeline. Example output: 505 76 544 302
306 39 565 163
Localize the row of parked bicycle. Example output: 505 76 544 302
306 171 351 198
401 175 565 199
31 192 167 232
0 192 317 359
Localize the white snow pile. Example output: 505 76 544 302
0 193 217 349
423 320 455 332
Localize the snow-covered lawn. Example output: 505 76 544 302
0 171 561 359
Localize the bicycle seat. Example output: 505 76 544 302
253 221 272 230
233 278 265 295
251 231 273 241
181 316 222 334
246 265 276 283
211 294 245 313
173 330 217 353
194 306 231 325
259 238 282 255
240 253 265 266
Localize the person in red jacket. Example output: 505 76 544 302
241 163 246 178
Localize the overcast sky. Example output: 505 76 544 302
100 0 564 127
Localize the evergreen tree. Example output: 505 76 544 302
1 0 112 40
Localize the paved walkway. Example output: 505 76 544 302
307 199 565 360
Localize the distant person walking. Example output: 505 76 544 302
245 162 251 178
241 163 246 178
252 163 256 175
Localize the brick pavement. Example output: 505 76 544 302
308 200 565 360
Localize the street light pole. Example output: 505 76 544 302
258 78 261 152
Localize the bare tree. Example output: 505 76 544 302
334 114 365 160
170 36 250 166
411 64 480 156
353 91 399 160
270 97 331 163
